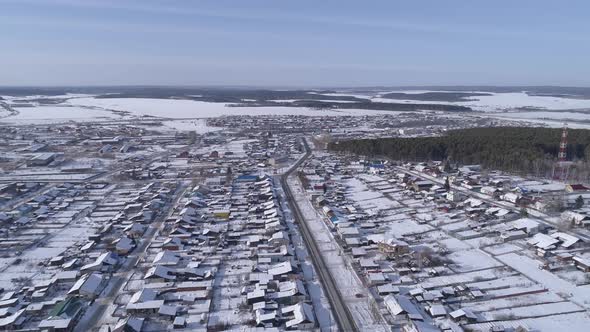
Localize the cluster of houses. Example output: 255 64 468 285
297 154 590 332
0 118 326 331
206 114 525 142
0 183 99 249
0 180 176 331
109 172 317 331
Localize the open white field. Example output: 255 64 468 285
366 91 590 112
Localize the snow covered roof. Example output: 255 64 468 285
114 317 144 332
510 218 540 232
129 288 158 304
384 295 423 320
528 233 559 250
449 308 477 320
144 266 176 280
126 300 164 311
115 237 135 251
158 305 177 316
267 261 293 276
551 232 580 248
68 273 103 296
428 304 447 317
282 302 315 328
153 250 180 266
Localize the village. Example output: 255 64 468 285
294 145 590 331
0 114 589 332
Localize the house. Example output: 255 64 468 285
573 256 590 272
501 192 520 204
115 237 136 255
113 317 144 332
377 238 410 258
173 317 187 328
510 218 541 235
268 261 295 279
527 233 559 251
481 186 502 198
38 298 84 332
153 251 180 266
501 230 528 242
427 304 447 317
126 300 165 314
27 153 56 166
162 237 183 251
551 232 580 249
0 308 25 331
282 302 316 330
359 258 379 270
246 289 266 304
80 252 119 272
144 266 176 281
384 295 424 320
158 305 177 319
403 320 440 332
68 273 104 298
125 223 147 238
377 284 399 296
212 209 230 219
446 191 464 202
269 280 307 305
561 211 590 226
412 180 433 192
449 308 478 323
129 289 158 304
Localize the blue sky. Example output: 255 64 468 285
1 0 589 86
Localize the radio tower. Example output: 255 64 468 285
554 123 568 180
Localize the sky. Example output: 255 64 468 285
1 0 590 87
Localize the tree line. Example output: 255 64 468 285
328 127 590 178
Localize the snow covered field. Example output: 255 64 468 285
4 105 121 124
160 119 222 133
2 90 590 128
367 91 590 112
0 96 400 126
65 97 395 118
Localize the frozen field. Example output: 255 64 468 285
328 89 590 112
2 91 590 128
0 96 400 125
161 119 223 133
66 97 395 118
4 105 122 124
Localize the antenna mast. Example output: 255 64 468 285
554 123 568 181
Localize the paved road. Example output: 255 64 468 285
281 138 358 332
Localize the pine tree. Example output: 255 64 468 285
575 195 584 209
443 159 452 173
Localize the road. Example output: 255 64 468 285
281 138 358 332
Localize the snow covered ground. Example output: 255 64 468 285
0 96 402 125
2 90 590 128
5 105 121 124
287 175 389 331
160 119 222 133
65 97 396 118
328 89 590 113
497 252 590 309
